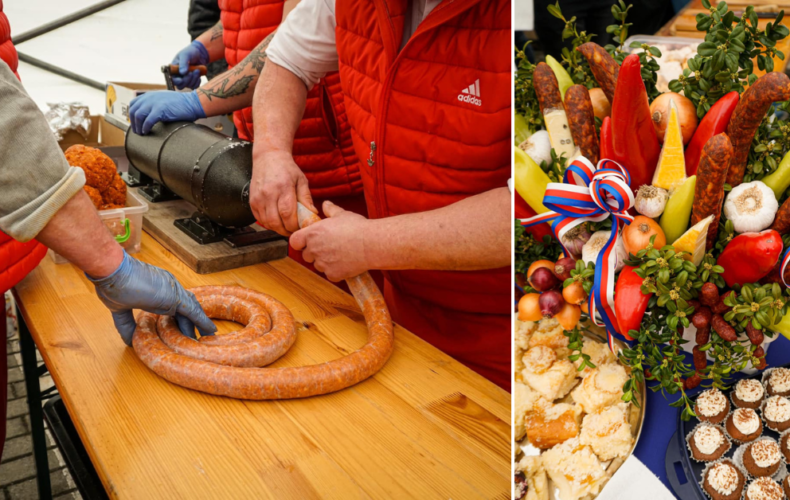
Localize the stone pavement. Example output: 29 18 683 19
2 294 81 500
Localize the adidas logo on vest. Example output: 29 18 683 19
458 79 482 106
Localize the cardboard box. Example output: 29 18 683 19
105 81 166 124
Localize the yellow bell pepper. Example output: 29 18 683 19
772 310 790 341
515 146 551 214
761 150 790 200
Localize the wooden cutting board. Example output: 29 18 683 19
138 188 288 274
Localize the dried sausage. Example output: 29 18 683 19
696 325 711 345
771 197 790 235
745 322 764 346
684 372 702 390
711 314 737 341
565 85 599 163
712 290 735 315
132 206 395 399
700 283 720 307
691 134 733 250
576 43 619 105
692 345 707 371
726 72 790 187
691 306 712 330
534 63 563 115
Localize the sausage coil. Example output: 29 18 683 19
132 204 395 399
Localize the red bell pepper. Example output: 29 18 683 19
600 116 614 160
611 54 660 191
685 91 739 176
717 230 784 287
515 193 553 240
614 265 653 340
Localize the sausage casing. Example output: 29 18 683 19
726 72 790 186
565 85 599 163
576 43 619 105
691 133 733 250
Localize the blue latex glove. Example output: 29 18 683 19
88 252 216 346
171 40 210 89
129 90 206 135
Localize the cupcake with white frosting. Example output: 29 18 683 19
726 408 763 443
744 477 783 500
696 388 730 425
702 459 745 500
742 438 782 477
688 423 731 462
732 379 765 410
763 396 790 432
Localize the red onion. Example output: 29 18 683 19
539 290 565 318
530 267 560 292
554 257 577 281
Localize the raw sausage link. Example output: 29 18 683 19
534 62 563 115
576 43 619 105
565 85 599 164
771 197 790 234
691 133 733 250
132 207 395 399
726 72 790 187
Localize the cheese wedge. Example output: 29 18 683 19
652 99 687 192
671 215 713 266
543 109 577 160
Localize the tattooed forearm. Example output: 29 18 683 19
199 75 255 101
196 31 275 102
209 22 223 41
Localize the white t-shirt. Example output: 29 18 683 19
267 0 441 89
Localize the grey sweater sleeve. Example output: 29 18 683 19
0 62 86 242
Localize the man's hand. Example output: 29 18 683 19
289 201 372 281
171 41 210 89
129 91 206 135
250 150 316 236
87 252 217 346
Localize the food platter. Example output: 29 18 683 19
514 319 646 500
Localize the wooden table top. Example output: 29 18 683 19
13 233 511 499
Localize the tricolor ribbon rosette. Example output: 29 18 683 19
521 157 635 352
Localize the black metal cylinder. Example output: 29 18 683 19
125 122 255 228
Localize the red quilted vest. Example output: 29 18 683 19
335 0 511 315
218 0 361 198
0 2 47 294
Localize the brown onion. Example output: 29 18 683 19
589 88 610 120
518 293 542 322
556 302 581 330
649 92 698 145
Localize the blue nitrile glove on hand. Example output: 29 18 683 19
87 251 216 346
172 40 209 89
129 90 206 135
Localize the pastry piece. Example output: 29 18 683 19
514 382 541 441
514 455 549 500
541 437 608 500
573 339 615 378
579 402 634 461
571 363 628 413
528 317 570 354
732 379 765 410
763 396 790 432
521 346 578 401
743 439 782 478
726 408 763 443
523 398 583 450
766 368 790 397
695 388 730 424
744 477 783 500
702 460 745 500
688 423 730 462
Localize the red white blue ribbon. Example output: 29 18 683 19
781 247 790 288
521 157 635 351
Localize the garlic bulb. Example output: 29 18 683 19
582 230 626 272
635 185 669 218
723 180 778 233
519 130 552 166
561 223 592 258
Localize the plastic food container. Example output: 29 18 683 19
49 189 148 264
624 35 700 94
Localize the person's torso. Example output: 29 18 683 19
218 0 361 198
334 0 511 314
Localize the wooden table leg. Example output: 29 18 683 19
17 306 52 500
